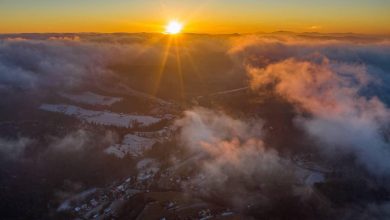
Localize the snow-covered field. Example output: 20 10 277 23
104 134 157 158
60 92 122 106
39 104 161 128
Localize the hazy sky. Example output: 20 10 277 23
1 0 389 34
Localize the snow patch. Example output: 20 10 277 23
105 134 156 158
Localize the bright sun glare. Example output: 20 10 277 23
165 20 183 34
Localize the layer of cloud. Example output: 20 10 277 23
0 38 162 90
175 108 300 209
0 137 33 159
239 38 390 177
0 34 233 95
47 129 117 153
0 129 117 160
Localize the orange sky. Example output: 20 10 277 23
1 0 389 34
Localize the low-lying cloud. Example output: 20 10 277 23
0 129 117 160
0 34 232 92
0 137 32 159
175 108 300 209
0 39 138 90
245 47 390 177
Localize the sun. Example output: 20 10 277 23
165 20 183 34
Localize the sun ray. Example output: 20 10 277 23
182 44 202 82
152 35 173 96
174 37 185 102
